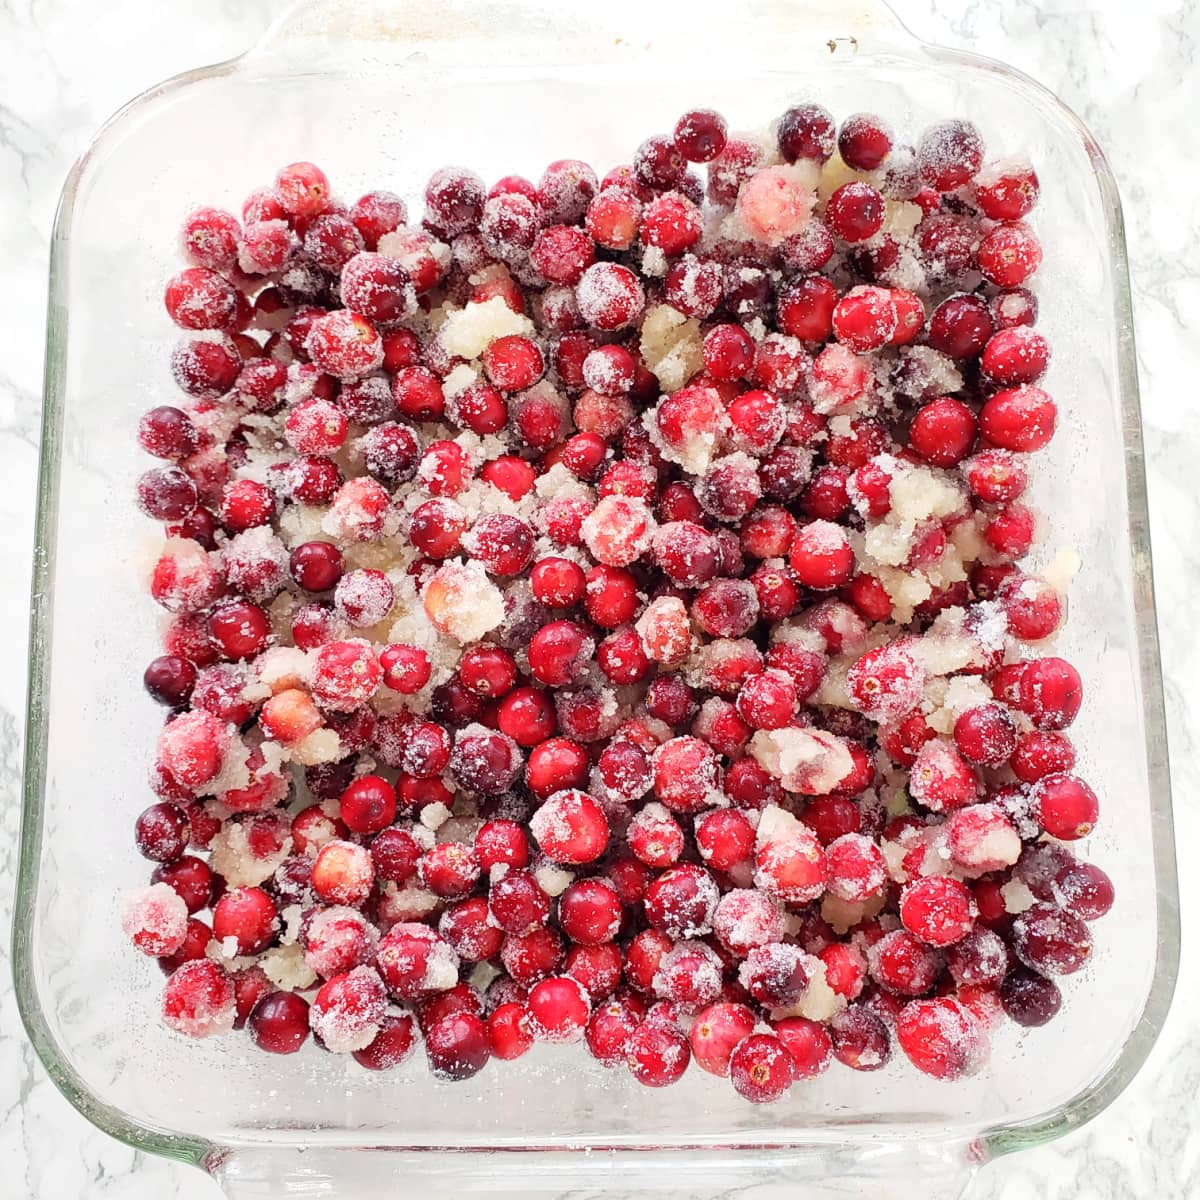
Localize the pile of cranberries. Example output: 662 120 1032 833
124 101 1111 1102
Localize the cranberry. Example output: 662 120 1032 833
1000 966 1062 1027
830 1005 891 1071
1016 657 1082 730
424 1011 490 1080
143 655 197 707
789 520 855 590
289 541 344 592
1012 902 1092 975
777 103 836 163
917 120 984 190
838 113 893 170
529 789 609 864
977 223 1043 287
729 1033 794 1103
826 183 885 244
134 802 191 863
896 996 983 1080
626 1019 690 1088
1032 773 1099 840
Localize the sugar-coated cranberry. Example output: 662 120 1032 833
730 1033 794 1103
830 1005 891 1071
838 113 893 170
777 103 836 163
917 120 984 190
626 1018 690 1088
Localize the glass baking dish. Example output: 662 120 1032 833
14 0 1179 1196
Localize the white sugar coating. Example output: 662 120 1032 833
421 939 461 992
881 838 911 883
798 518 851 556
289 727 344 766
1041 546 1082 593
420 802 453 832
380 880 440 923
534 461 594 504
199 733 251 798
754 803 804 852
640 245 669 278
253 646 314 693
816 151 864 198
423 560 506 644
533 862 575 897
942 675 994 716
121 884 188 955
772 955 846 1023
639 304 704 393
437 296 536 360
882 199 925 240
749 727 855 795
437 817 485 846
974 153 1035 188
1001 878 1038 914
768 621 827 654
635 595 693 664
209 820 293 887
469 960 501 995
821 891 886 935
280 904 304 945
262 942 318 992
279 502 332 548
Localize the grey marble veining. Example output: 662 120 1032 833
0 0 1196 1196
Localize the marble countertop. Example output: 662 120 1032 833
1 0 1196 1196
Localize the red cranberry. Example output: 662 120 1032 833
777 103 836 163
425 1012 490 1080
626 1019 690 1088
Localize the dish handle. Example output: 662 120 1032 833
208 1142 983 1198
248 0 924 63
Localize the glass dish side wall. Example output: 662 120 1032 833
15 0 1176 1187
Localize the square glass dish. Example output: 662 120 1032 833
14 1 1179 1196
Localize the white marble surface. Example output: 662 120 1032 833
1 0 1197 1196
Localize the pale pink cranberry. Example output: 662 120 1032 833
122 883 189 957
737 166 812 245
311 840 375 908
160 958 237 1042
